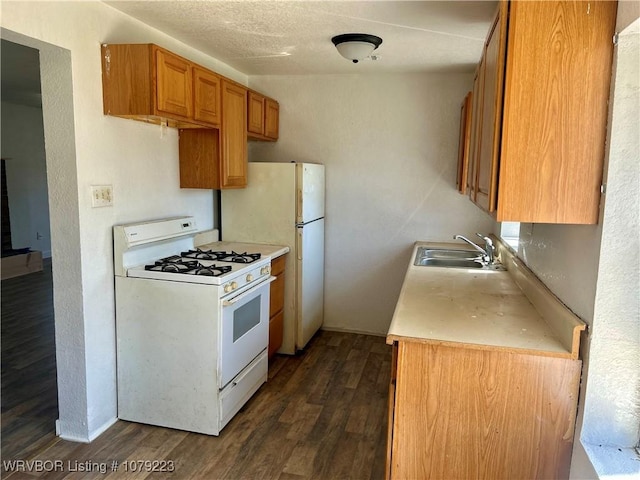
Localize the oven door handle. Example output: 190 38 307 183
222 276 276 306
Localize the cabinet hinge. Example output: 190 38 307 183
600 184 607 194
613 33 619 45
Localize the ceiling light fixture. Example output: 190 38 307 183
331 33 383 64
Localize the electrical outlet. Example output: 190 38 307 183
91 185 113 207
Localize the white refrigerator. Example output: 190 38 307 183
221 162 325 354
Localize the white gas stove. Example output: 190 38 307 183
113 217 273 435
114 216 272 290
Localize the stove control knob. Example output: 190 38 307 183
231 281 238 290
260 266 271 275
246 274 253 282
224 284 232 293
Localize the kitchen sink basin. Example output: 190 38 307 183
413 247 506 271
416 258 485 268
417 248 483 261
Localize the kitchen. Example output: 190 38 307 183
1 1 638 479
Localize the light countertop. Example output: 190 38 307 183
386 241 582 358
197 240 290 260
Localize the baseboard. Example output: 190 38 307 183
88 417 118 442
320 326 387 337
56 416 118 443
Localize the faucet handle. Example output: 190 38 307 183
476 232 494 246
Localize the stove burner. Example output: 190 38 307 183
159 255 183 263
194 265 232 276
145 258 199 273
214 251 262 264
180 249 220 261
181 249 261 264
144 258 232 277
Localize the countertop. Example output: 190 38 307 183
386 241 585 358
197 240 290 260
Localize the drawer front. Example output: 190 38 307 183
219 349 267 429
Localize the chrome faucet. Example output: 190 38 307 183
453 233 495 264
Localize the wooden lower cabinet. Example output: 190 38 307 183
268 254 286 358
386 341 582 479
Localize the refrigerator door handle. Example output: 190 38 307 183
297 228 303 261
296 188 303 224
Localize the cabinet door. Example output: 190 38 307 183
247 91 265 135
497 0 616 223
268 254 286 358
475 2 507 212
264 98 279 140
154 47 192 119
456 92 472 194
467 63 484 200
390 342 581 479
386 342 399 480
269 272 285 317
193 67 221 127
268 310 284 358
221 81 248 188
178 129 221 189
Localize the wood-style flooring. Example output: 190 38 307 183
2 261 391 479
1 258 58 463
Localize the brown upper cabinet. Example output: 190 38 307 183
193 66 221 127
179 80 248 189
220 80 248 188
264 98 280 140
247 91 265 136
101 44 220 129
247 90 279 141
465 0 617 224
101 43 281 189
456 92 473 195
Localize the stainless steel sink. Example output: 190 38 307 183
417 248 482 261
416 258 485 268
414 247 506 271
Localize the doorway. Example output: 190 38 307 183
1 27 85 443
1 38 57 459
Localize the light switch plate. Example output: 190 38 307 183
91 185 113 207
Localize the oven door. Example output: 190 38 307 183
219 277 273 388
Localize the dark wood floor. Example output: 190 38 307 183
1 261 391 479
1 258 59 463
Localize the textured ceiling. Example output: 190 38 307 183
104 0 498 75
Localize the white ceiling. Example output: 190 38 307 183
0 1 497 108
104 0 498 75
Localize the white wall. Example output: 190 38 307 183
1 101 52 257
248 74 495 335
1 0 247 441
